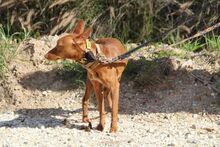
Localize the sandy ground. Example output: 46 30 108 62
0 36 220 147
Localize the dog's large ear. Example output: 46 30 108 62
72 20 85 35
81 27 92 39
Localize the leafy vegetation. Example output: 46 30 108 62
0 0 219 42
60 60 87 87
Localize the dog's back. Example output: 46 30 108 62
95 38 127 58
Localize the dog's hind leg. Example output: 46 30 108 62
110 79 120 133
104 87 112 112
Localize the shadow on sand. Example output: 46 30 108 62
2 57 219 129
0 108 97 130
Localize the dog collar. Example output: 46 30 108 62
86 39 92 51
78 39 98 66
78 39 109 69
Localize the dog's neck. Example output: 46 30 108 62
77 40 102 69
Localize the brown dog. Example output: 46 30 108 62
45 20 128 133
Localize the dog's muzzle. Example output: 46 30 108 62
85 51 96 62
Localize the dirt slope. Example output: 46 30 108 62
0 36 220 146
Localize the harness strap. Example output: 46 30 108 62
81 40 104 69
95 43 101 54
78 40 112 69
95 43 110 63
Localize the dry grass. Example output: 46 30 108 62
0 0 219 42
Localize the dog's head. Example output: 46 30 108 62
45 20 92 61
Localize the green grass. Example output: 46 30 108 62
60 60 87 87
0 25 16 78
180 40 204 52
0 25 31 78
168 33 204 52
154 50 186 59
174 35 220 53
0 40 15 77
168 33 220 53
205 35 220 52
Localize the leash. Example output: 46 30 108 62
81 17 196 65
78 20 220 67
108 21 220 63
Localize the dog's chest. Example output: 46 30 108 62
87 70 103 84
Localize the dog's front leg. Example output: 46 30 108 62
82 77 93 123
92 81 106 131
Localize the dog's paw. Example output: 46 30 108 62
63 118 71 128
109 127 117 133
96 124 105 131
82 117 90 123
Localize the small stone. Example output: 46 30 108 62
191 124 196 129
63 118 71 127
192 114 198 118
167 143 175 146
128 140 132 143
42 91 47 96
186 140 197 144
182 59 193 68
185 132 191 139
163 115 168 119
23 142 28 144
40 126 45 129
203 128 214 132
